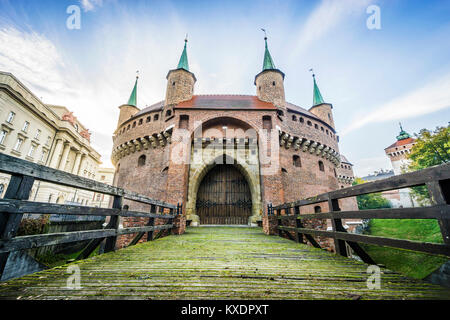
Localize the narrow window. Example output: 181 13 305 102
307 121 312 126
314 206 322 213
132 121 136 128
22 121 30 132
138 155 146 166
314 124 318 129
299 117 304 123
154 114 159 121
272 81 276 86
27 145 35 157
146 116 151 123
262 116 272 130
139 119 143 125
6 111 15 123
179 115 189 129
318 160 325 172
292 115 297 121
293 155 301 167
13 138 23 151
0 130 7 144
166 110 172 117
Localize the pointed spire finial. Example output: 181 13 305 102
177 36 190 71
311 69 325 106
127 73 139 107
261 28 275 70
399 122 403 131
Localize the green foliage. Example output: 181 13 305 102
352 177 392 210
362 219 447 279
406 125 450 205
17 215 49 236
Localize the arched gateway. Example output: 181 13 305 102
196 164 252 225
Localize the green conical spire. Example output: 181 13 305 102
177 38 189 71
312 74 325 106
127 74 138 107
262 36 276 71
396 122 411 141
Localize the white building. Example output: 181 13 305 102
0 71 113 208
384 124 418 208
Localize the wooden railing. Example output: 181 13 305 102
0 153 180 280
269 162 450 264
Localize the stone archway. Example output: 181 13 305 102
186 153 262 226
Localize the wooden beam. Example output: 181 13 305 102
278 226 450 256
427 181 450 245
0 174 35 280
273 162 450 210
0 199 176 219
104 195 122 253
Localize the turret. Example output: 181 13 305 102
165 38 197 108
308 73 335 129
117 75 140 128
254 35 285 110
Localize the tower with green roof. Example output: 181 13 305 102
117 73 141 129
165 38 197 109
308 71 335 129
254 32 286 111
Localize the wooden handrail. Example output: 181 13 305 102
0 153 182 280
269 162 450 262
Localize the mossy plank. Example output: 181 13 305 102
1 227 449 300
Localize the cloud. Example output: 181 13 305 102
0 27 72 95
79 0 103 12
341 73 450 136
289 0 371 61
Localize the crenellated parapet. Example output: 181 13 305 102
278 130 341 167
111 128 173 165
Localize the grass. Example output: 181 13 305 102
362 219 449 279
36 246 101 268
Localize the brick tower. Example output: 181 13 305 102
164 38 197 119
254 35 286 112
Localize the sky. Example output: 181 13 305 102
0 0 449 176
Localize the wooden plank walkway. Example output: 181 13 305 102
1 227 449 300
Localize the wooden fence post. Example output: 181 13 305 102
294 206 304 244
104 195 122 252
427 180 450 245
328 197 348 257
0 174 35 279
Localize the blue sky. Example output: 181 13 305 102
0 0 449 174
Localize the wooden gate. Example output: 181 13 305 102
196 165 252 225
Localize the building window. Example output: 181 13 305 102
22 121 30 132
314 124 318 129
154 114 159 121
293 155 301 167
48 194 53 203
96 194 102 201
292 115 297 121
321 127 324 131
272 81 276 86
75 124 79 132
34 129 41 140
328 113 331 120
40 151 47 162
307 121 312 126
27 145 35 157
146 116 151 123
262 116 272 130
139 119 143 125
13 138 24 151
127 124 130 130
46 136 52 146
318 161 325 172
277 110 284 117
132 121 136 128
6 111 15 123
314 206 322 213
179 115 189 129
281 168 288 173
166 110 172 117
0 130 7 144
138 155 146 166
101 175 106 181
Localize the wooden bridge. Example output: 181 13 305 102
0 153 449 300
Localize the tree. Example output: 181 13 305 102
352 177 392 210
406 124 450 205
